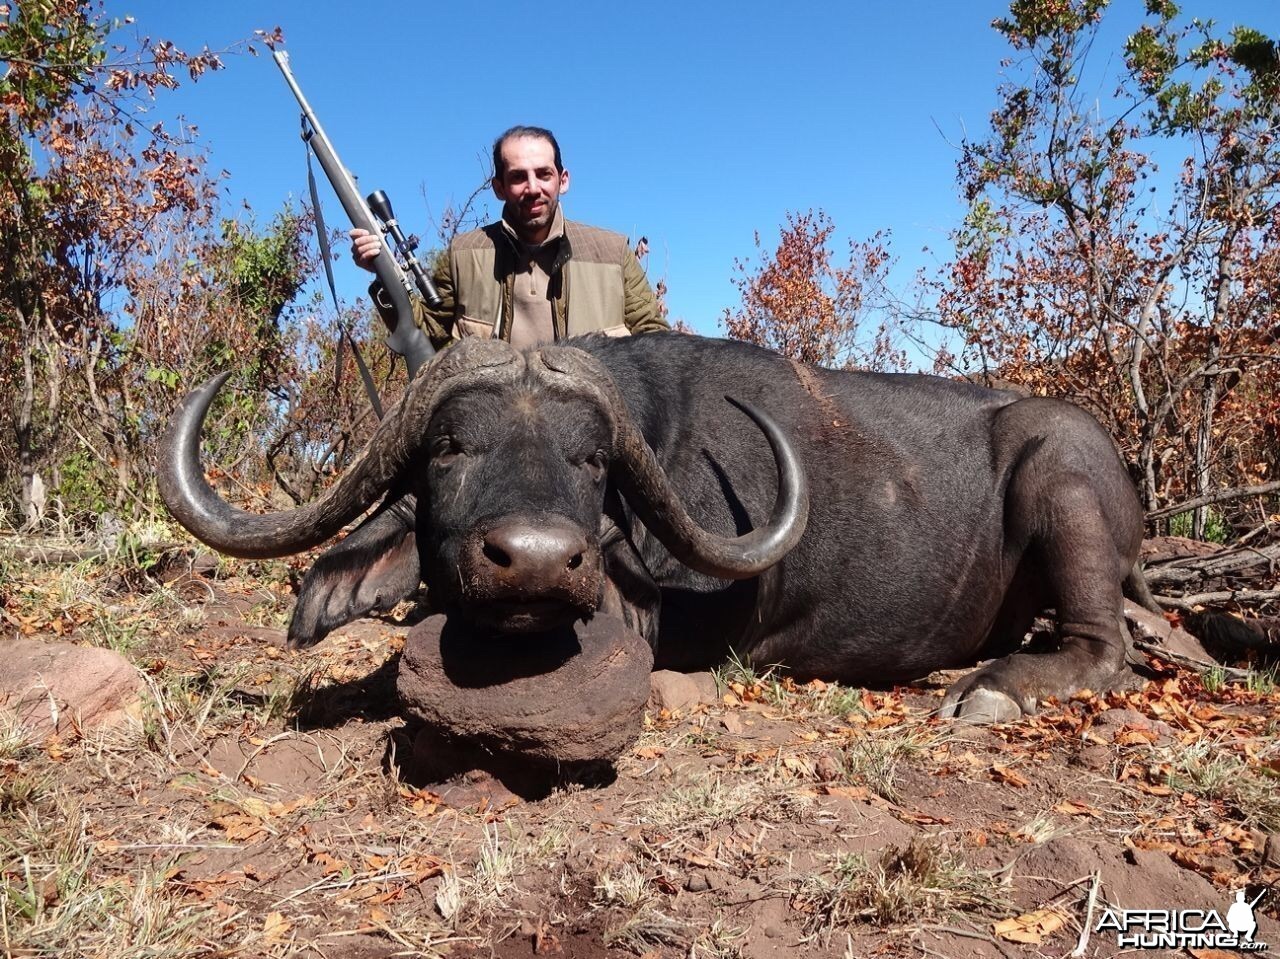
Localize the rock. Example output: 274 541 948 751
95 512 124 549
398 613 653 771
1093 706 1175 741
685 873 710 893
157 549 220 584
414 764 520 812
688 671 720 705
0 638 144 738
649 670 701 713
1070 744 1113 771
1263 832 1280 868
814 752 844 783
1124 600 1214 662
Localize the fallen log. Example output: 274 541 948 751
1154 588 1280 609
0 541 182 565
1132 639 1253 681
1147 480 1280 520
1144 542 1280 588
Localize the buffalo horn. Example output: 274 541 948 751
611 395 810 579
157 341 523 559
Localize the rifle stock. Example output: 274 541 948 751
273 51 435 375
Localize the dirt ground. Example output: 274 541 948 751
3 545 1280 958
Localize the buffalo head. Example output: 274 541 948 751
159 339 808 638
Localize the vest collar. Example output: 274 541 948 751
498 205 573 274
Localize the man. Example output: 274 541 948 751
288 127 666 649
351 125 669 350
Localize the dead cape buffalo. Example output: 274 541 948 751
160 333 1160 724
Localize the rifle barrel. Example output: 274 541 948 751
271 51 435 372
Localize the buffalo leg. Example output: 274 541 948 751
942 471 1132 722
287 494 421 648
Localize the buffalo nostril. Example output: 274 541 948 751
482 541 513 568
478 521 591 584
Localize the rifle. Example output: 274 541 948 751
272 50 439 378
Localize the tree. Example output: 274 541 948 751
929 0 1280 535
0 1 281 523
721 210 906 371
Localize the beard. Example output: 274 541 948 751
506 199 558 241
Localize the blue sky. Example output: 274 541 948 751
113 1 1277 338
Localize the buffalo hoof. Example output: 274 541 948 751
940 684 1024 724
397 612 653 785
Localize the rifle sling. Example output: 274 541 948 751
307 145 385 420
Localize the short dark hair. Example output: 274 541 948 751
492 126 563 178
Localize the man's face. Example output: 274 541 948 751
492 136 570 242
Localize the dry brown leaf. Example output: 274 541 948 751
1053 799 1102 817
268 796 311 817
262 911 292 941
991 763 1030 787
368 887 405 906
409 856 447 882
993 908 1066 944
780 753 810 776
818 784 872 800
1113 726 1159 745
312 852 348 876
900 810 953 825
211 814 266 842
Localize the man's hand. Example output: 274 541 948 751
350 228 382 273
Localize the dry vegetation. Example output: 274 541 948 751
1 538 1279 959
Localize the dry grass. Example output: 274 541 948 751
791 836 1010 934
644 768 811 837
714 655 867 720
1159 738 1280 830
591 862 745 957
5 531 1280 957
593 861 690 952
0 788 226 958
435 820 570 931
838 723 943 802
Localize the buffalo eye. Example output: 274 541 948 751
585 449 608 482
430 435 463 465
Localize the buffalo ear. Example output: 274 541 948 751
287 495 421 648
598 494 660 646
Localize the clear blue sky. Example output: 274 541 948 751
113 1 1277 338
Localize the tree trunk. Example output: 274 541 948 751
80 328 134 511
1192 348 1220 540
1193 233 1237 539
17 304 37 527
